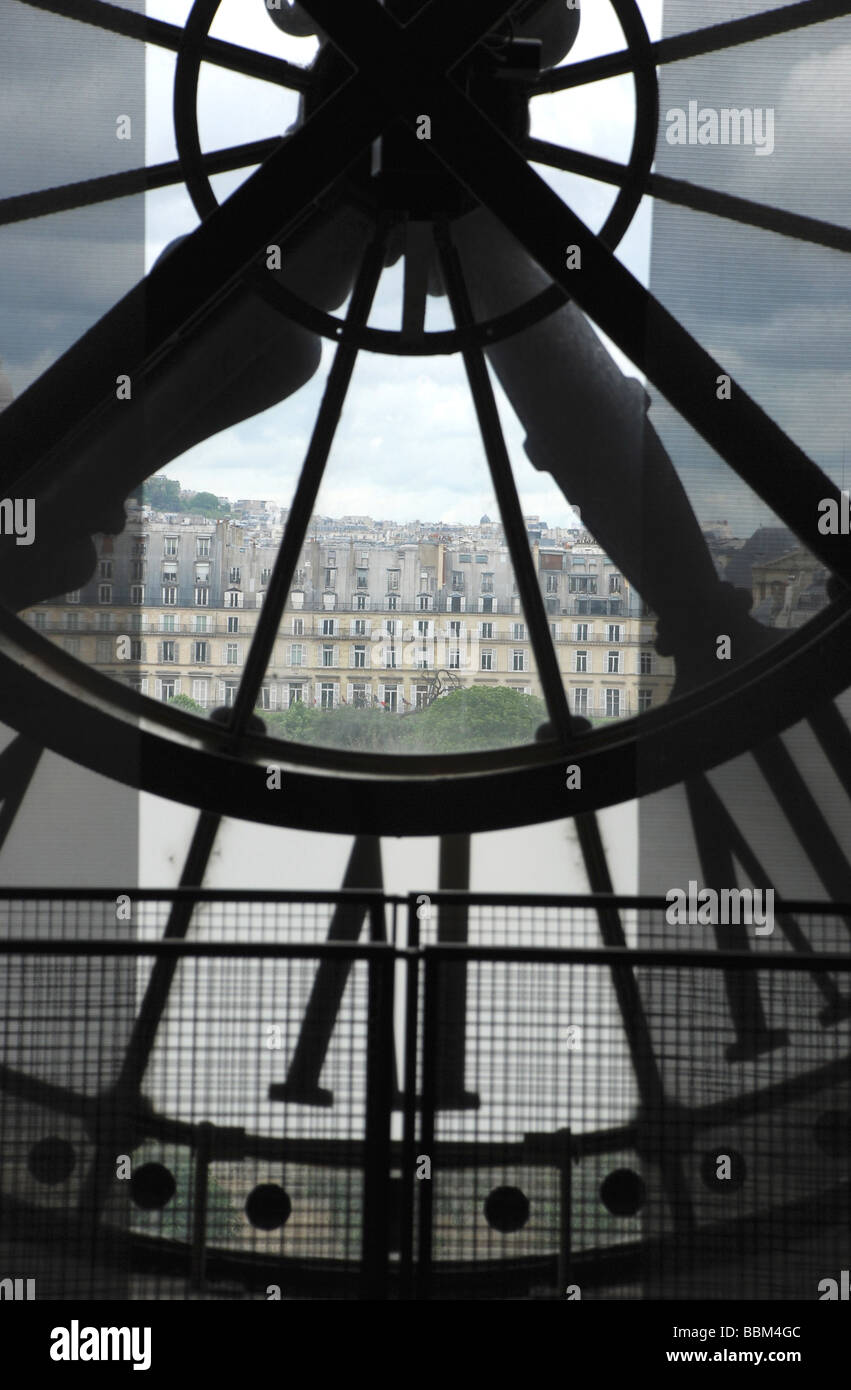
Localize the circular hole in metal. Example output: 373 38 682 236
245 1183 292 1231
600 1167 645 1216
483 1184 530 1232
130 1162 176 1210
814 1110 851 1159
28 1136 76 1185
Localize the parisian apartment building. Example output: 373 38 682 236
20 511 676 720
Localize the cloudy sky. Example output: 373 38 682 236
3 0 849 536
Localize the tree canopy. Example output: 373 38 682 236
261 686 548 754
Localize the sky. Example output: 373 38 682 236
2 0 849 537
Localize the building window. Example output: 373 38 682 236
383 685 398 712
131 561 145 583
192 679 209 706
160 614 176 632
67 590 80 604
417 594 432 610
573 687 589 715
132 536 148 557
415 648 431 669
387 594 398 611
161 641 177 663
94 611 114 632
288 683 303 706
447 596 461 612
415 684 429 710
607 651 621 674
261 568 272 586
569 576 597 594
353 619 368 637
227 615 240 633
162 585 178 606
98 560 113 580
605 688 621 717
449 647 461 670
130 639 144 661
481 573 494 593
324 568 336 589
609 574 622 594
607 624 622 643
195 563 211 585
229 566 241 585
194 587 209 606
226 590 243 608
480 622 493 639
320 682 336 710
351 683 368 708
639 650 653 675
31 611 47 631
292 618 304 636
512 649 527 672
451 571 464 591
162 564 178 586
575 650 588 673
96 638 112 663
256 687 272 710
354 594 369 610
545 574 559 593
193 615 209 634
322 644 335 667
160 678 176 701
384 644 398 669
387 570 400 591
164 537 178 558
481 649 494 671
511 622 525 640
64 611 80 631
458 553 471 564
128 613 145 633
356 568 369 589
225 643 240 665
321 618 336 636
98 584 112 604
193 641 209 664
196 537 211 558
63 636 81 657
221 680 237 707
448 620 462 636
475 553 487 564
353 645 366 668
638 688 653 713
289 643 305 666
416 620 431 637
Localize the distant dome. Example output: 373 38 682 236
0 360 13 413
479 514 491 525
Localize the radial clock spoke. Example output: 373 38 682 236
535 0 851 94
0 137 286 229
17 0 310 89
227 226 389 737
425 85 851 586
524 137 851 256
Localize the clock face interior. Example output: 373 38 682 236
0 0 849 1311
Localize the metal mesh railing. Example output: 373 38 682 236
0 892 848 1301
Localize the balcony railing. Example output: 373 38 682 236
0 890 846 1300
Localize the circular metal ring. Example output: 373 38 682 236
173 0 658 354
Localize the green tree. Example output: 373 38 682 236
168 692 207 716
188 490 229 517
260 686 547 755
141 475 182 511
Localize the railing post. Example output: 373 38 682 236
398 899 420 1300
361 939 395 1300
415 951 438 1300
